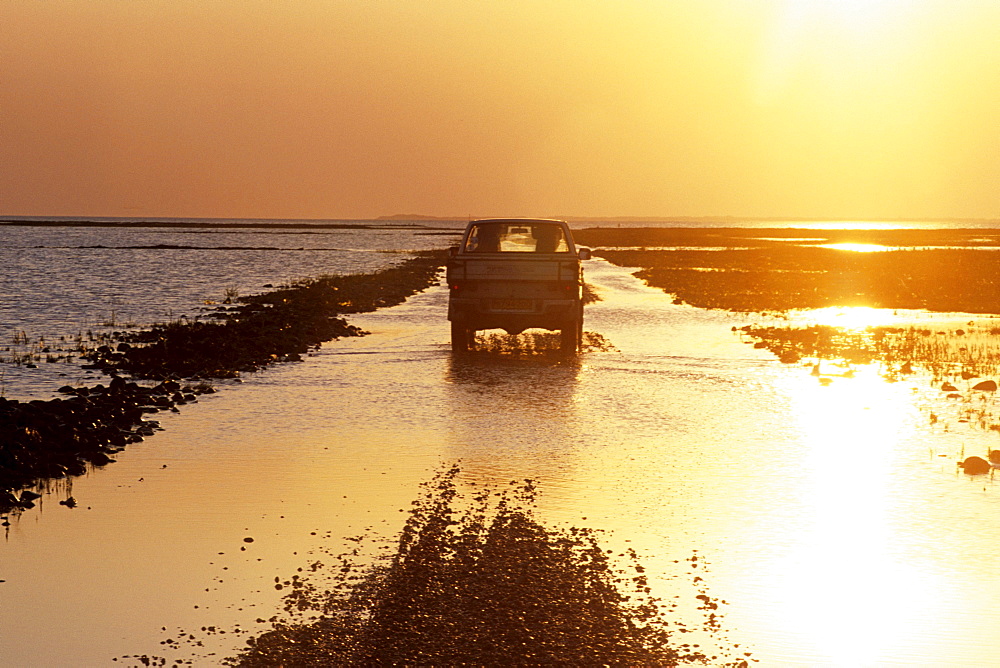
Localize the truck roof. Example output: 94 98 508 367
469 218 567 225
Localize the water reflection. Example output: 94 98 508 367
445 352 581 397
443 353 583 489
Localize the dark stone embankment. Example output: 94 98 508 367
0 379 212 512
83 251 446 378
1 251 447 514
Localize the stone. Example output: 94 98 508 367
961 456 992 475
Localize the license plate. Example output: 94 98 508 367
490 298 533 311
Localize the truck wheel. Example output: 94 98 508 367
560 319 580 354
451 322 472 353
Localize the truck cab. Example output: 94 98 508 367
446 218 590 353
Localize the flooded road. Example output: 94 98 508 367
4 259 1000 666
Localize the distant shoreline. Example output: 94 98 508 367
0 218 451 229
2 215 999 229
6 218 1000 242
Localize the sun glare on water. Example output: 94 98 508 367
817 243 889 253
802 222 915 230
795 306 904 330
768 370 942 664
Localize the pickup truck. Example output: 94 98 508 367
445 218 590 353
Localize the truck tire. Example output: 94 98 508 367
451 322 473 353
560 319 580 354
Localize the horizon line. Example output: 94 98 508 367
3 214 999 225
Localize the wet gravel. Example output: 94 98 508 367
223 467 749 667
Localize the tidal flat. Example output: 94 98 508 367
576 227 1000 314
220 228 1000 665
6 224 1000 666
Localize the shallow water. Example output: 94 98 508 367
4 249 1000 665
0 222 463 398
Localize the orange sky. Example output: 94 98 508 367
2 1 998 220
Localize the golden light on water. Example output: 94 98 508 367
818 242 890 253
794 222 915 231
771 370 941 665
796 305 904 330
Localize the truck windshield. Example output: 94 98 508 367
464 223 569 253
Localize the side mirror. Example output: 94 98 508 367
578 247 591 260
447 246 459 258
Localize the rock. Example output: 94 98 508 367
778 349 800 364
154 379 181 394
961 456 992 475
989 450 1000 465
90 452 114 467
942 382 958 392
972 380 998 391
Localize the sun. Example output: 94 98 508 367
821 0 898 24
787 0 908 36
755 0 910 102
